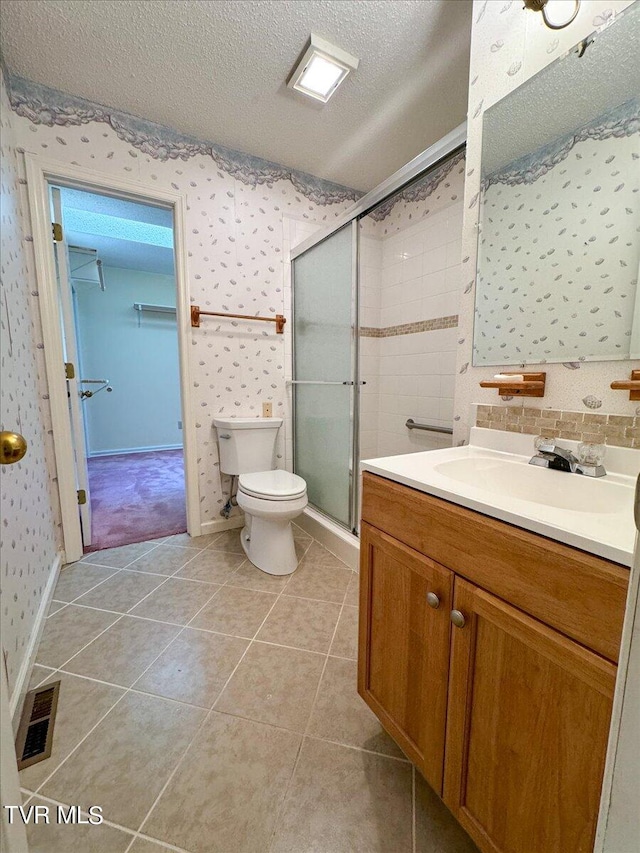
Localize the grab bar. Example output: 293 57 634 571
406 419 453 435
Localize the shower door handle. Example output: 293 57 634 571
287 380 366 385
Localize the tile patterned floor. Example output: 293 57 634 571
22 525 478 853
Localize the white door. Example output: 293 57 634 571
50 187 92 546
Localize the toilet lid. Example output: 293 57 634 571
239 470 307 500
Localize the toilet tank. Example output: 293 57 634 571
213 417 282 475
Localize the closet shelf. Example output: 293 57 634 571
133 303 177 315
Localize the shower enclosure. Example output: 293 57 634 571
291 127 466 535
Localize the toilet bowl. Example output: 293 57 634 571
237 470 308 575
213 417 308 576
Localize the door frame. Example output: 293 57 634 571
24 153 201 563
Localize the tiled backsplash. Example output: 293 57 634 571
476 405 639 449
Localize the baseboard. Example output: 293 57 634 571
199 514 245 536
297 507 360 571
88 444 183 457
10 551 63 727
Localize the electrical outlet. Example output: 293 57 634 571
178 420 183 429
262 402 273 418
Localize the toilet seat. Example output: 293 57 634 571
238 469 307 501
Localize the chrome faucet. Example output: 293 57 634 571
529 439 606 477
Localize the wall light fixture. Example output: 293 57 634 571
523 0 581 30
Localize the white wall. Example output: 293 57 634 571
75 266 182 455
453 0 639 445
0 69 59 699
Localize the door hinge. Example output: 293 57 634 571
65 362 75 380
77 489 87 506
52 222 63 242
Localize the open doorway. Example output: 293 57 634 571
50 184 186 553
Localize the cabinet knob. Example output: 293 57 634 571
426 592 440 609
450 609 466 629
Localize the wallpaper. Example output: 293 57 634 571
453 0 640 445
5 74 356 534
0 68 59 697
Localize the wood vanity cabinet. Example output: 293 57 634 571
358 472 628 853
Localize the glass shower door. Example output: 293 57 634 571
292 222 358 530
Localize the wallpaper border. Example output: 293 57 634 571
6 72 362 207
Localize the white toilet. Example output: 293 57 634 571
213 417 307 575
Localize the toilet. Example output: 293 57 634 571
213 417 307 575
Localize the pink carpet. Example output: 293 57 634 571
84 449 186 553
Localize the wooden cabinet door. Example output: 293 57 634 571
444 577 617 853
358 522 453 792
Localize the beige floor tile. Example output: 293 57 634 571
307 657 404 758
330 605 358 659
207 528 244 553
161 531 220 549
47 601 67 617
292 523 313 544
27 664 56 690
125 544 195 576
176 548 245 583
53 563 117 602
285 560 352 604
35 605 119 669
128 838 169 853
20 672 125 791
215 641 324 733
81 541 158 568
415 771 479 852
302 541 348 568
142 712 301 853
344 571 360 607
134 628 248 707
294 538 310 562
75 571 165 613
63 616 180 687
40 692 205 830
226 559 291 593
270 738 413 852
129 577 220 624
190 586 277 638
256 595 341 654
26 797 133 853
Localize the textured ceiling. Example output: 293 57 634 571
0 0 472 190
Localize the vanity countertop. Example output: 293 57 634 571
361 428 638 567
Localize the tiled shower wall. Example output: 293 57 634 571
359 154 465 459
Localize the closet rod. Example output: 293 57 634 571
190 305 286 333
133 303 176 314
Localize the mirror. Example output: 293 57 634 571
473 4 640 367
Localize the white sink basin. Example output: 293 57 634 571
432 457 629 515
361 428 638 566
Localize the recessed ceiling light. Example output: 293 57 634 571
288 34 359 104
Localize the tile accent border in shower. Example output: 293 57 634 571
360 315 458 338
476 405 639 449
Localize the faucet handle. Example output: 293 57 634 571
534 435 556 454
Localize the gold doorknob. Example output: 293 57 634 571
0 431 28 464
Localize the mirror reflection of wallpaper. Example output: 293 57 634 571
474 98 639 365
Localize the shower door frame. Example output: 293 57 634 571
290 221 361 534
289 121 467 536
